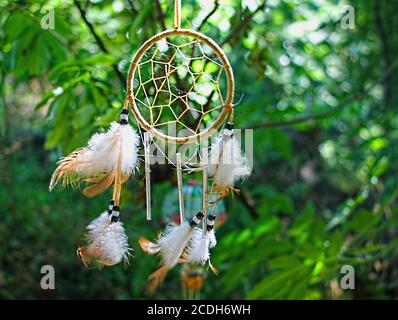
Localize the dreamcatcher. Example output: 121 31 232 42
48 0 251 284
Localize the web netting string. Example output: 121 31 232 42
131 35 229 143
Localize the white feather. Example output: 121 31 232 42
50 122 140 190
208 228 217 249
187 228 210 265
84 211 130 266
207 129 251 188
85 211 111 241
95 220 130 265
79 122 139 176
119 123 140 173
158 222 193 269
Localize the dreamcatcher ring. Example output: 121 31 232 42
126 6 235 144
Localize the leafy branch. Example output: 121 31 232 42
74 0 125 85
154 0 167 31
197 0 220 32
245 58 398 129
221 1 267 46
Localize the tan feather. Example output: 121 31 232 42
121 174 130 184
146 257 185 294
77 245 123 268
49 122 139 196
77 245 101 268
49 148 85 191
83 172 131 197
209 261 219 275
138 236 160 255
147 265 169 294
82 170 116 197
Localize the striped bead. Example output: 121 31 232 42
120 109 129 125
108 200 115 214
190 212 204 227
206 214 216 231
110 205 120 222
225 122 234 130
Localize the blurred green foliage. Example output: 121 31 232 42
1 0 398 299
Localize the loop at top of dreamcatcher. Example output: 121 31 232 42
126 0 235 144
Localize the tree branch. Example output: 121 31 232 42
154 0 167 31
238 188 259 219
374 0 392 107
221 1 267 46
244 58 398 130
197 0 219 32
126 0 138 14
74 0 125 85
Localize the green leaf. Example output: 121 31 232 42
247 263 313 299
72 104 97 130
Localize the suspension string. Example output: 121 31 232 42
209 199 217 217
112 144 123 205
174 0 181 29
144 132 152 221
123 96 129 110
202 166 208 238
176 152 185 223
228 106 235 123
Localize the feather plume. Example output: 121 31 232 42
147 265 170 294
138 223 193 267
184 228 218 274
138 236 160 255
82 170 116 197
139 213 204 291
208 228 217 249
49 122 139 195
157 222 193 269
186 228 210 265
207 124 251 194
78 211 130 267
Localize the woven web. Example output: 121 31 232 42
132 35 228 139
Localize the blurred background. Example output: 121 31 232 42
1 0 398 299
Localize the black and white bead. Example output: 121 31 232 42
108 200 115 215
190 212 205 227
206 214 216 232
120 109 129 125
110 205 120 222
224 122 234 137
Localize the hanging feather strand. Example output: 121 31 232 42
77 202 131 268
184 213 218 274
207 122 251 198
139 212 205 291
49 109 139 197
186 228 210 265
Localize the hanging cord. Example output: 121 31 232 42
176 152 185 223
122 96 129 111
202 166 208 238
174 0 181 29
144 132 152 220
112 135 123 203
228 106 235 123
110 98 130 222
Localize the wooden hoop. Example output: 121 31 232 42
126 28 235 144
